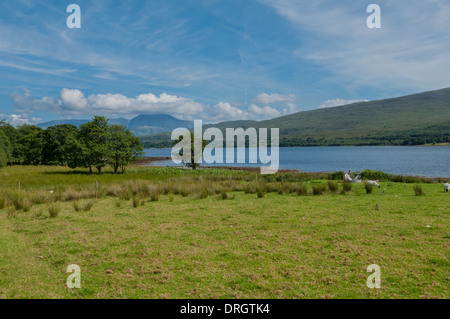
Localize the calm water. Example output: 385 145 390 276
143 146 450 178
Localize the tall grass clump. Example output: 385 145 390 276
365 182 374 194
48 204 60 218
256 185 266 198
73 200 94 212
295 183 308 196
132 197 140 208
342 182 352 194
30 190 52 205
13 192 25 211
0 197 5 210
414 184 425 196
312 184 326 195
327 181 338 193
149 188 161 202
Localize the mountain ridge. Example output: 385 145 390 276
140 87 450 147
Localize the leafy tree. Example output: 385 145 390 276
175 132 207 170
17 125 44 165
0 129 10 168
42 124 79 165
79 116 110 174
108 124 144 174
0 121 20 164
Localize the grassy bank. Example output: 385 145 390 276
0 166 448 298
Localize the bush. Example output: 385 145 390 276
360 169 390 181
365 182 374 194
327 181 338 192
48 204 60 218
328 171 344 180
342 182 352 193
414 184 425 196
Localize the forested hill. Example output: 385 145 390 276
141 87 450 147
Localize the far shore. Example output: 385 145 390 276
142 143 450 149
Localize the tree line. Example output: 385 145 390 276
0 116 144 174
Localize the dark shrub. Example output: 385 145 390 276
328 171 344 180
365 182 373 194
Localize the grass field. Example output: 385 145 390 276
0 166 448 299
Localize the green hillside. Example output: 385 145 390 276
141 88 450 147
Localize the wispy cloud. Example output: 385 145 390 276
258 0 450 91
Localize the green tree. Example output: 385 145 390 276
175 132 207 170
42 124 79 165
16 125 44 165
0 129 10 168
0 121 20 164
108 124 144 174
79 116 110 174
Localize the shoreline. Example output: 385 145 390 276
135 157 449 179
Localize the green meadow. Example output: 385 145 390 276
0 166 448 299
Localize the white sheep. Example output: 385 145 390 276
444 183 450 192
366 180 381 188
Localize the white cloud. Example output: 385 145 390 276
253 93 298 113
13 89 205 119
12 89 295 123
0 113 42 126
318 99 369 109
249 104 284 119
212 102 248 121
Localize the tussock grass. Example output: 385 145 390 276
312 184 326 195
295 183 308 196
342 182 353 193
414 184 425 196
73 200 94 212
327 181 338 192
48 204 60 218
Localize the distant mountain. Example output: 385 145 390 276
37 118 130 130
140 87 450 147
128 114 191 136
36 114 190 137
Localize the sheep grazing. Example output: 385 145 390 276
367 180 381 188
444 183 450 192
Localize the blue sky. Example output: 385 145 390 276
1 0 449 125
